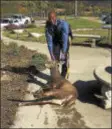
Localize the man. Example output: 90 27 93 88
45 10 73 78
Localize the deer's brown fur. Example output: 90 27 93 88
21 61 78 106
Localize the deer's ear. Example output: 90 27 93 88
45 60 59 68
54 61 59 67
52 60 59 66
45 63 51 68
45 61 53 68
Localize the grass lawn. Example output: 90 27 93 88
3 29 46 43
3 17 111 44
72 29 111 44
3 28 111 45
57 16 102 29
3 25 45 43
67 17 101 29
26 26 45 33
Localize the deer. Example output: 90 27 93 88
12 61 78 106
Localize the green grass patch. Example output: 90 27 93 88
3 17 111 45
58 16 101 29
3 25 46 43
26 26 45 33
72 29 111 44
3 28 111 44
30 53 48 71
67 17 101 29
3 30 46 42
36 36 46 43
26 24 37 28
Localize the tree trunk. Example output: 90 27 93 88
75 0 78 17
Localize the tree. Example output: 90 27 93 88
22 1 49 18
78 1 85 16
40 1 49 18
21 1 37 15
75 0 78 17
18 4 27 14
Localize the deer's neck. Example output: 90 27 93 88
50 66 61 80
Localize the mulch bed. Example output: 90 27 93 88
1 41 47 128
1 72 28 128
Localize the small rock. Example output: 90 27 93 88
27 84 41 93
1 74 12 81
24 93 35 100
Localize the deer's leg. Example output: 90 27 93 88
33 87 52 98
34 88 61 98
19 89 64 106
62 95 76 107
43 89 62 97
19 99 63 106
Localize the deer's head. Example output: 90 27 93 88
45 61 61 79
45 61 59 69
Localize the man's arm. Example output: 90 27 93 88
45 23 55 60
61 22 69 54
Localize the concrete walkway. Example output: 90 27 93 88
1 32 111 128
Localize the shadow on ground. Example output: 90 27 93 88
1 65 50 88
1 65 103 107
71 42 112 49
71 43 91 47
96 43 112 49
73 80 102 107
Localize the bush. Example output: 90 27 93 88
25 24 37 29
1 41 48 69
30 53 48 71
5 24 25 31
97 36 109 44
6 42 20 56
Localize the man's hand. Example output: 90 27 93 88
51 53 55 61
60 52 66 61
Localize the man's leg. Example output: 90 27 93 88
53 44 61 71
61 40 70 79
53 44 61 61
66 52 70 79
61 52 69 79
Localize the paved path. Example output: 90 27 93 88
1 32 111 128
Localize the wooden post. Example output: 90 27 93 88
75 0 78 17
108 28 111 44
16 33 19 39
91 39 96 48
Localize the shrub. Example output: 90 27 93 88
1 42 48 69
30 53 48 71
97 36 109 44
6 42 20 56
25 24 37 29
5 24 25 31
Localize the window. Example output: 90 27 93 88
2 19 10 23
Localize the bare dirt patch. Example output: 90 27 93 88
1 72 28 128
